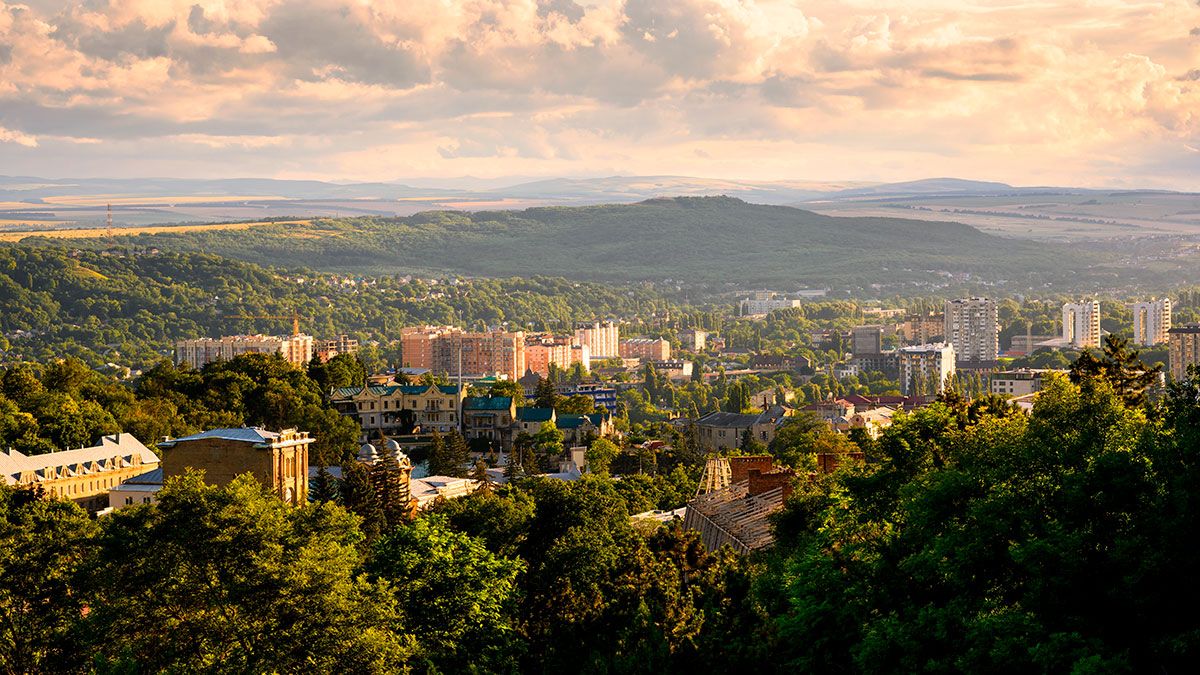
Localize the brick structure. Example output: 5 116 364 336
159 427 314 506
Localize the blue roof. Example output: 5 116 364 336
333 384 460 399
556 414 588 429
464 396 513 410
160 427 278 446
517 407 555 422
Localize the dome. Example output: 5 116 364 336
357 443 378 462
385 438 402 453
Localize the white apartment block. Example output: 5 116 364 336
944 298 999 364
1062 301 1101 349
899 343 956 395
739 291 802 316
1132 298 1172 346
175 334 314 370
575 321 620 359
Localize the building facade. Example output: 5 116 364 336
1168 324 1200 381
902 312 944 344
989 369 1063 397
524 334 589 376
0 433 159 514
619 338 671 362
175 334 314 369
574 321 620 359
1133 298 1172 347
159 427 314 505
851 325 884 355
330 384 465 440
399 326 526 380
1063 301 1102 349
898 343 956 395
944 298 999 365
739 291 802 316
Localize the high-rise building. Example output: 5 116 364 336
1062 301 1101 349
1168 324 1200 381
575 321 620 359
898 343 956 395
902 312 944 344
1133 298 1172 346
400 326 527 380
851 325 884 355
175 334 314 370
943 298 999 365
524 334 590 376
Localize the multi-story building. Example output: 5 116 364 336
524 334 589 376
1063 301 1101 349
619 338 671 362
0 433 159 514
944 298 999 365
902 312 945 344
159 427 314 506
574 321 620 359
1168 324 1200 381
680 329 708 352
898 343 956 395
851 325 884 355
399 326 526 380
1009 334 1059 355
330 383 465 440
560 383 618 413
314 335 360 363
850 351 900 379
989 369 1065 397
694 406 793 452
739 291 802 316
1133 298 1172 346
175 333 315 369
462 396 517 448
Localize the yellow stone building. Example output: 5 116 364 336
0 433 159 513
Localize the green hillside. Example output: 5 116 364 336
45 196 1089 288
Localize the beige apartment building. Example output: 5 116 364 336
1169 324 1200 381
1063 301 1101 349
899 343 956 395
944 298 999 365
175 333 314 369
619 338 671 362
1133 298 1172 347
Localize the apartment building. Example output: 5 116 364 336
1133 298 1172 346
524 334 590 376
399 326 526 380
989 369 1064 397
1063 301 1102 349
851 325 884 355
1168 324 1200 381
619 337 671 362
175 333 314 369
739 291 802 316
899 343 956 395
680 329 708 352
314 335 360 363
944 298 999 365
574 321 620 359
902 312 945 344
330 383 466 440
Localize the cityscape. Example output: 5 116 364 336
3 0 1200 673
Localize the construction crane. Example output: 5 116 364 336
225 311 304 336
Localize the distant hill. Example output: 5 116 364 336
44 196 1094 290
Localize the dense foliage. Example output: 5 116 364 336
41 197 1086 288
0 244 679 371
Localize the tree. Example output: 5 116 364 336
311 464 340 504
0 486 99 673
340 460 385 542
1070 334 1162 407
369 516 523 672
82 473 412 673
533 377 562 409
585 438 620 475
428 430 470 478
488 378 525 401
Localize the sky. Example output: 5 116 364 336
0 0 1198 189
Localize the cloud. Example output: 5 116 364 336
0 0 1196 188
0 125 37 147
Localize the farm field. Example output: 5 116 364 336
0 219 310 242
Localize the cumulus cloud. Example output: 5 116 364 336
0 0 1197 187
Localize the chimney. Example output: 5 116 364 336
748 468 795 500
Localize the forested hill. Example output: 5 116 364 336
0 245 676 371
48 196 1089 288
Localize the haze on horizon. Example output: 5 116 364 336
1 0 1198 190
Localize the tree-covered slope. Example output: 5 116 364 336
50 196 1086 287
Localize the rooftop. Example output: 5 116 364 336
1 433 158 486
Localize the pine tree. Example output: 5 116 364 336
469 459 492 491
310 465 339 504
339 461 384 541
427 429 460 477
370 453 410 527
442 430 471 478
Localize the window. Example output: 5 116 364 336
143 497 151 504
125 497 133 505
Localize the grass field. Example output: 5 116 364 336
0 219 311 242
